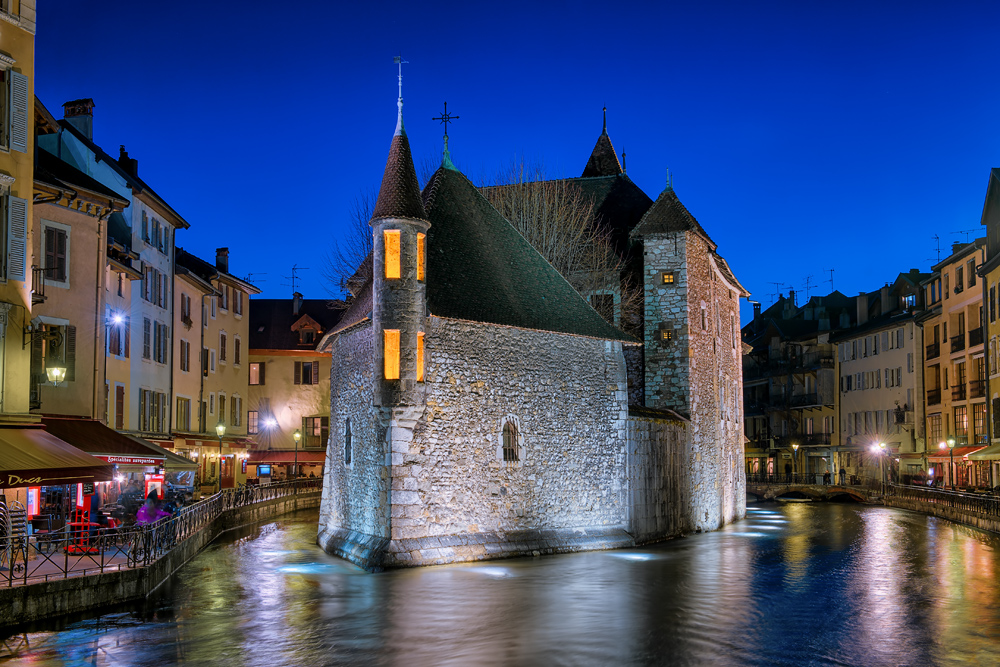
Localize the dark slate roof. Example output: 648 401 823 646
421 166 634 343
175 248 260 294
107 211 131 248
249 298 346 350
330 278 373 335
371 132 426 222
582 132 623 178
630 187 717 249
35 147 130 202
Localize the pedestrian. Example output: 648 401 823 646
136 491 171 525
839 467 846 485
784 462 792 482
823 471 831 485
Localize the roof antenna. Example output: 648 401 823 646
826 268 834 291
602 106 607 135
432 101 459 169
393 54 408 136
665 167 673 191
621 148 626 174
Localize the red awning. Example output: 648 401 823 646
40 417 200 471
928 446 986 461
249 451 326 464
0 424 113 488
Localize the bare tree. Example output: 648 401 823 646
322 189 376 300
481 161 643 335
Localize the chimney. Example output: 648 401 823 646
62 98 95 141
880 284 891 315
857 292 868 325
118 145 138 177
753 302 761 321
292 292 303 316
952 242 964 255
215 247 229 273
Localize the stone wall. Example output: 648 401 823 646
626 412 690 542
320 320 390 561
380 316 630 567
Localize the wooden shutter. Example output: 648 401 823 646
259 361 266 385
9 70 27 153
124 320 130 358
6 195 26 281
312 361 319 384
294 361 302 385
115 386 125 430
65 326 76 382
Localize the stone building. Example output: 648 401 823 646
318 95 748 570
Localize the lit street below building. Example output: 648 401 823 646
4 503 1000 666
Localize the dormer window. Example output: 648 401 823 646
384 230 401 279
299 329 316 345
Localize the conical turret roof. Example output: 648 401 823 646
582 112 623 178
630 187 716 249
371 123 426 222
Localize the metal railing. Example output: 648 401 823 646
926 341 940 360
745 472 872 487
969 327 984 347
952 383 967 401
970 379 986 399
885 483 1000 518
952 333 966 353
0 479 320 588
927 388 942 405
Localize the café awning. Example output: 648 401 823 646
967 444 1000 461
927 446 986 461
40 417 196 470
120 434 198 470
0 424 113 489
248 451 326 464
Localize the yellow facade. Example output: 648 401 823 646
0 1 36 420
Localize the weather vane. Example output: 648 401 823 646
393 54 408 101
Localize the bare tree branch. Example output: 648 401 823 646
322 189 376 299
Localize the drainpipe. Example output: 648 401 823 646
981 257 992 488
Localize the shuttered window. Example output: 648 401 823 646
417 332 424 382
6 195 26 281
9 70 28 154
65 325 76 382
384 230 401 279
115 385 125 430
384 329 400 379
44 227 67 281
417 233 425 281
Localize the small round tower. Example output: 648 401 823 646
370 84 429 408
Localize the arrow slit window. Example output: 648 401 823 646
384 230 401 279
384 329 400 379
417 332 425 381
417 233 425 281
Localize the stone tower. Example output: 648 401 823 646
370 92 430 411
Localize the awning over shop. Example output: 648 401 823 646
967 444 1000 461
0 424 113 489
40 417 197 471
248 451 326 464
927 446 986 461
120 434 198 470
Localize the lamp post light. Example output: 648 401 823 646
216 421 226 491
791 443 799 482
878 442 887 489
292 429 302 489
947 436 956 490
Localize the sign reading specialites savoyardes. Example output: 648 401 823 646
99 455 163 466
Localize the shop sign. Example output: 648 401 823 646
100 455 163 466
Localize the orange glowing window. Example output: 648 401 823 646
384 230 401 279
384 329 400 379
662 273 675 284
417 233 426 281
417 332 425 381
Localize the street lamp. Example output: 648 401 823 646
947 436 956 490
292 429 302 487
216 421 226 491
45 366 67 386
878 442 887 489
791 443 799 481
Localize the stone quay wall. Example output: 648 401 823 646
884 496 1000 535
0 492 321 627
626 412 691 542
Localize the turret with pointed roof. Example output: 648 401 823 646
370 89 430 409
581 107 623 178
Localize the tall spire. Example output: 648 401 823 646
582 107 623 178
602 106 607 136
394 55 408 136
432 102 460 170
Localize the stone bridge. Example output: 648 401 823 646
746 481 875 503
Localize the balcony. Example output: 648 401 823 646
804 433 832 445
952 383 967 401
926 341 940 360
970 379 986 399
969 327 984 347
30 266 46 305
927 388 941 405
789 393 821 408
951 333 966 354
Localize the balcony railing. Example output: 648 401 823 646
804 433 832 445
951 334 966 354
970 379 986 399
969 327 984 348
789 393 821 408
952 383 967 401
927 388 942 405
926 341 940 360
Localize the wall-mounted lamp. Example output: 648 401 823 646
45 366 67 386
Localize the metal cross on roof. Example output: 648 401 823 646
432 102 459 138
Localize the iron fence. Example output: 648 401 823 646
0 479 320 588
884 483 1000 518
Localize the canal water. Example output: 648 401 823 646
3 502 1000 666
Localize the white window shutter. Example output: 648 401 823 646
9 70 28 153
7 195 27 281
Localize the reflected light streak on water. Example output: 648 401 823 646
6 504 1000 666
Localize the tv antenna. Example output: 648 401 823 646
951 229 977 244
282 265 310 294
803 275 815 299
768 282 787 305
930 235 941 264
826 269 834 291
246 272 267 285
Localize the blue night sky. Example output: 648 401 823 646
35 1 1000 320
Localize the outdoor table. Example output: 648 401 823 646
66 521 100 554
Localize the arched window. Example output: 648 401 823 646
502 421 518 462
344 418 352 466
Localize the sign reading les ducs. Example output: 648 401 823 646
100 455 163 466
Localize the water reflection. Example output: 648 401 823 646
5 504 1000 666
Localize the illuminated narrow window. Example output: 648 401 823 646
662 272 675 284
662 330 673 341
384 230 401 279
384 329 400 379
416 332 425 381
417 233 426 281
